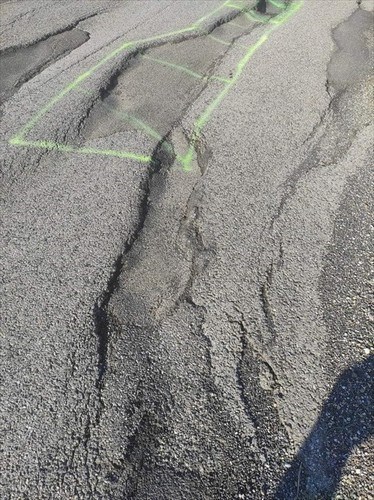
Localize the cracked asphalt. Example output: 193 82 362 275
1 0 373 498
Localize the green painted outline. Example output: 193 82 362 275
141 54 231 84
226 2 249 11
228 20 247 29
9 0 303 170
268 0 287 10
208 34 231 46
77 86 164 142
10 137 152 162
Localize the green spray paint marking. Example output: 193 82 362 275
9 0 303 168
76 86 180 157
179 33 269 171
9 137 151 162
268 0 287 10
143 54 204 80
76 86 164 143
208 34 231 46
13 41 133 141
142 54 230 84
269 0 302 24
229 20 248 29
192 0 232 28
99 101 164 142
225 2 248 11
245 10 270 23
10 0 231 148
95 100 176 157
11 23 201 142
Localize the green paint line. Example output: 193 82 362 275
208 34 231 46
11 2 230 142
268 0 287 10
99 105 176 156
196 33 268 133
98 107 175 157
180 36 269 170
193 0 230 27
15 42 133 140
225 3 244 11
142 54 230 83
15 27 194 138
9 0 303 169
10 137 76 153
76 87 178 155
142 54 205 80
131 26 195 47
225 0 249 10
211 76 232 84
245 10 270 23
9 137 152 162
102 105 163 142
229 20 247 28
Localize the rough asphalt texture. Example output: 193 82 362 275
1 0 373 498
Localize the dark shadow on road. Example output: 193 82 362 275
257 0 267 14
275 355 373 499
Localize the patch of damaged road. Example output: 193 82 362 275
84 0 270 421
0 11 104 108
2 0 373 497
85 2 374 498
74 1 307 498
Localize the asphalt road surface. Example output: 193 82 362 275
1 0 373 498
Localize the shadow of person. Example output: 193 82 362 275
275 354 373 499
